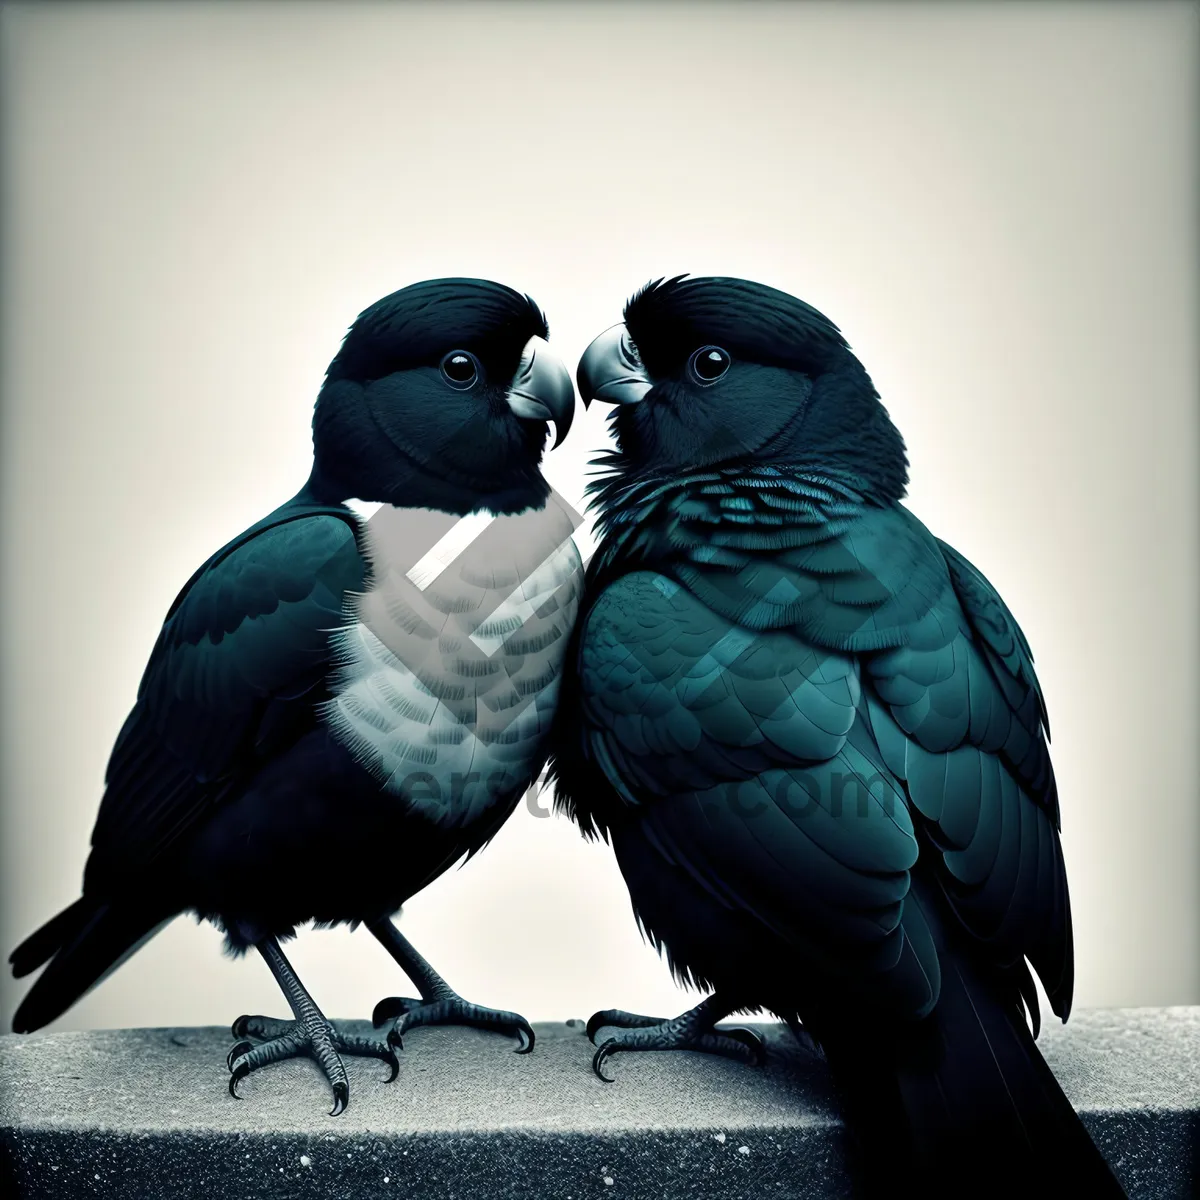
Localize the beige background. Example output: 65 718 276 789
1 1 1197 1035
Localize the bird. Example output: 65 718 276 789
10 277 583 1115
548 275 1127 1197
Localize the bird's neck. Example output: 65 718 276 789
301 459 550 518
586 460 876 583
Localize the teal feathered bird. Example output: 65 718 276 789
549 276 1125 1198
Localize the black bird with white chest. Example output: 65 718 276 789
10 278 582 1114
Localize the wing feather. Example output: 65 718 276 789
561 502 1072 1022
84 510 363 888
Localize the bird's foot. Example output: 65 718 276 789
226 1012 398 1115
371 992 535 1054
586 1007 766 1082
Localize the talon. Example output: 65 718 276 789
383 1046 400 1083
585 1012 608 1044
514 1023 536 1054
592 1041 617 1083
228 1061 249 1099
230 1014 251 1039
226 1039 253 1072
386 1025 405 1053
329 1081 349 1117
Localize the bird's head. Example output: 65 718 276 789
309 278 575 515
577 275 907 502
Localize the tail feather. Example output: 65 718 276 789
809 874 1127 1199
815 947 1127 1199
9 898 93 978
10 899 173 1034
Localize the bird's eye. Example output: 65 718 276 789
440 350 480 390
689 345 731 384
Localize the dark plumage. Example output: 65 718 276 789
551 276 1125 1197
313 278 558 515
11 278 581 1114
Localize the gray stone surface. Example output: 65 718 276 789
0 1007 1196 1198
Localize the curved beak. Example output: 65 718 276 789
505 335 576 448
576 323 653 407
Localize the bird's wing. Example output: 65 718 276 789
673 497 1070 1016
570 502 1070 1022
860 529 1071 1019
573 567 940 1019
84 508 365 888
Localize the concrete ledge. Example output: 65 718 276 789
0 1007 1197 1199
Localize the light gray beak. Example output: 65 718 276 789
505 335 576 448
576 323 653 407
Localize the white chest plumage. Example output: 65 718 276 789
320 496 582 829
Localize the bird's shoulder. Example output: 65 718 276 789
651 484 954 654
87 503 366 878
572 494 1052 801
155 503 365 651
934 537 1051 738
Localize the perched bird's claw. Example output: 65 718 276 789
382 1043 401 1083
592 1040 619 1083
228 1060 249 1099
226 1039 253 1071
224 1012 394 1114
375 991 536 1056
230 1014 252 1039
585 1008 663 1044
581 1002 764 1073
